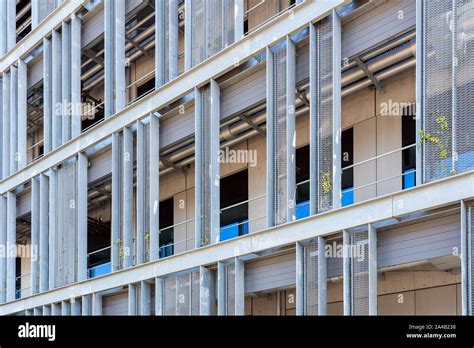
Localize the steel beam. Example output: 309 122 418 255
0 195 6 303
287 36 296 222
2 72 10 178
17 60 27 169
295 241 303 315
42 305 51 315
51 302 60 315
31 0 40 29
169 0 179 81
51 30 63 149
318 236 327 315
460 200 468 315
235 258 245 315
39 174 49 292
6 191 15 302
234 0 245 42
265 47 274 228
115 0 126 112
71 299 81 316
415 0 423 186
104 0 115 117
343 229 350 315
332 10 342 209
199 266 211 315
81 295 91 315
6 0 15 50
61 300 70 316
155 278 164 315
9 65 17 173
140 280 151 316
0 0 6 55
194 87 202 248
210 79 221 244
217 261 225 315
70 14 82 138
31 178 40 295
149 114 160 261
43 38 52 154
111 133 121 271
184 0 192 71
48 169 57 289
123 127 133 268
155 0 165 87
368 223 377 315
92 293 102 315
128 283 137 315
136 121 145 264
61 21 71 143
77 152 88 281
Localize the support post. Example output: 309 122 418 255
43 38 52 154
9 65 17 174
2 72 10 178
82 295 91 316
0 0 6 55
460 200 468 315
140 280 151 316
217 261 225 315
155 0 165 88
115 0 126 112
77 152 88 281
415 0 423 186
42 305 51 316
51 303 61 315
0 195 6 303
234 0 245 42
31 178 40 295
235 258 245 316
51 30 62 149
6 0 15 50
149 114 160 261
71 14 82 138
17 59 27 169
200 266 211 315
128 283 137 315
286 36 296 222
194 87 203 248
92 293 102 315
210 79 220 244
343 229 351 315
169 0 179 81
6 191 16 302
104 0 115 118
332 10 342 209
155 278 164 315
48 169 57 289
309 23 318 216
368 223 377 315
111 133 121 271
136 121 145 264
318 236 327 315
71 299 81 316
61 300 71 316
184 0 192 71
265 47 274 228
39 174 49 292
122 127 133 268
61 21 71 143
31 0 40 29
295 241 304 315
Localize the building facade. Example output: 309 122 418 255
0 0 473 316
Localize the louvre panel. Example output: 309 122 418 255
176 274 191 315
350 230 369 315
422 0 474 182
303 242 318 315
317 16 334 212
56 159 77 287
225 262 235 315
272 45 288 225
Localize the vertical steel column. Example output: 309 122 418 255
123 127 133 268
235 258 245 315
265 47 275 228
17 59 27 170
460 200 468 315
200 266 211 315
368 224 377 315
48 169 57 289
115 0 126 112
31 0 40 29
136 121 145 264
128 283 137 315
415 0 423 186
104 0 115 118
77 152 88 281
318 236 327 315
39 174 49 292
332 10 342 209
42 305 51 316
343 229 351 315
111 133 121 271
169 0 179 80
155 278 164 315
155 0 165 88
286 37 296 222
217 261 225 315
149 113 160 261
6 191 16 302
71 14 82 138
6 0 15 50
140 280 151 316
31 177 40 295
51 30 62 149
61 300 71 316
210 79 221 244
61 21 71 143
9 65 18 173
92 293 102 315
2 72 10 178
451 0 457 174
33 307 42 316
51 303 61 315
234 0 245 42
295 241 304 315
43 38 52 154
0 77 3 178
184 0 192 71
82 295 91 315
194 87 203 248
0 0 6 55
0 195 6 303
71 299 81 316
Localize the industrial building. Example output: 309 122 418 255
0 0 472 316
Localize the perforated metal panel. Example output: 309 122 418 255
303 242 318 315
350 231 369 315
469 206 474 314
163 271 200 315
191 272 201 315
144 122 151 262
176 274 191 315
164 277 176 315
225 262 235 315
422 0 474 182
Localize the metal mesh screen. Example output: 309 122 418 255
272 45 288 225
176 274 191 315
164 277 176 315
469 206 474 314
350 230 369 315
223 0 235 48
56 159 78 287
225 262 235 315
317 16 334 212
303 242 318 315
191 272 201 315
422 0 474 182
163 0 170 83
144 122 151 262
163 271 200 315
191 0 207 67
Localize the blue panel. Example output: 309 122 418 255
159 243 174 258
296 201 310 219
88 262 111 279
403 168 416 189
220 220 249 241
341 187 354 207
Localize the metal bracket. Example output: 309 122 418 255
239 113 266 136
354 56 384 92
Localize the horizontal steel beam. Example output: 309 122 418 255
0 0 345 194
0 0 85 73
1 169 473 315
